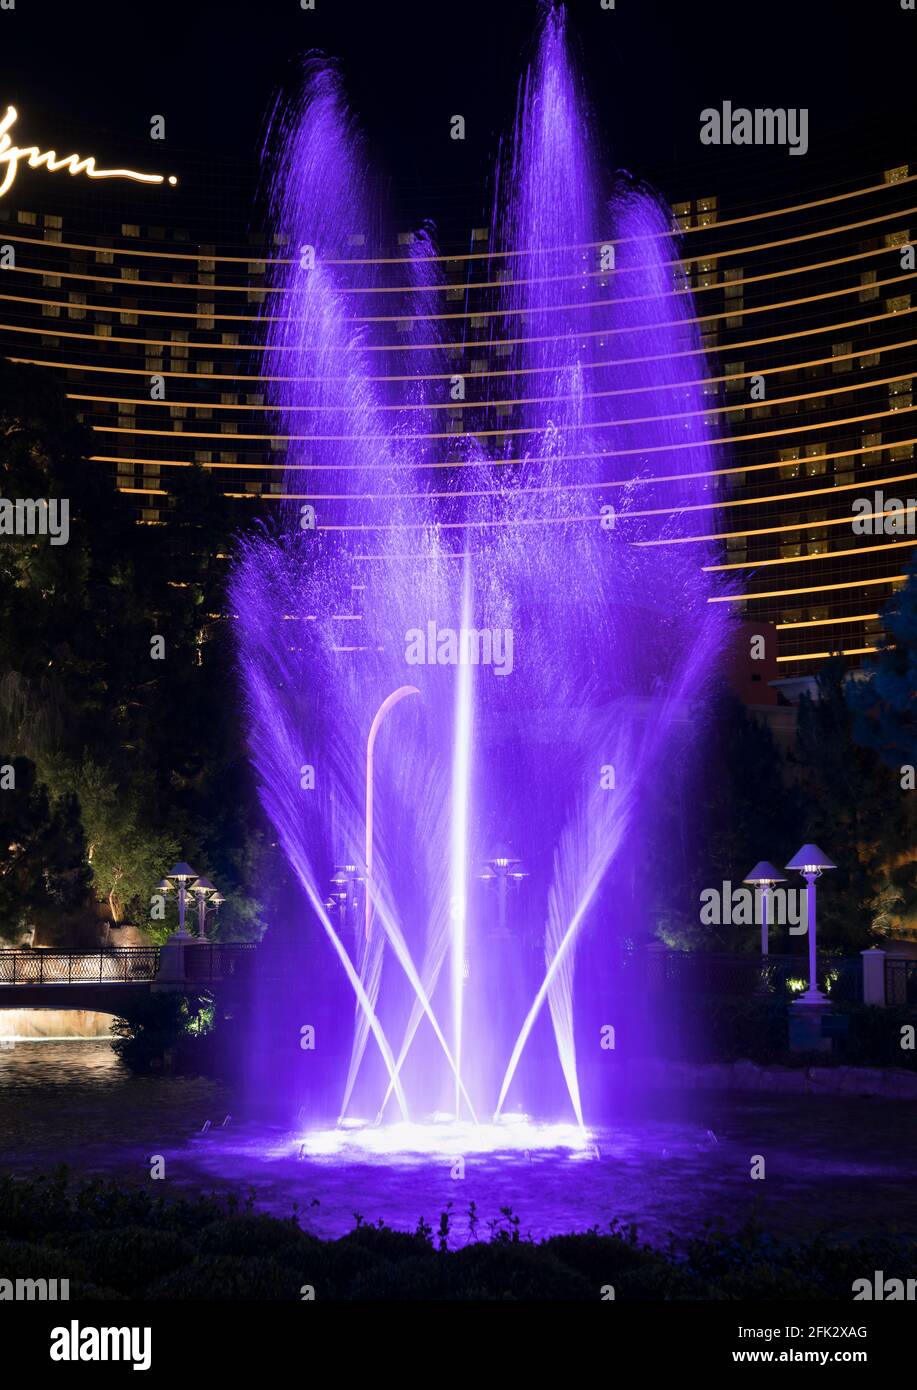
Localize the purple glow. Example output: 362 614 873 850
231 7 731 1138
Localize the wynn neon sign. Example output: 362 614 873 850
0 106 177 198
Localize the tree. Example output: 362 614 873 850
0 357 269 942
0 754 92 942
847 558 917 770
795 658 914 948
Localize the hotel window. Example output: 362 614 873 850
890 443 915 461
42 274 61 288
68 293 87 321
832 342 852 373
804 445 827 476
196 360 214 374
860 351 880 368
121 225 140 238
42 214 62 229
723 268 743 300
778 448 800 480
859 270 878 302
471 227 489 243
121 267 139 281
724 362 744 393
805 512 828 555
884 165 909 184
17 211 37 225
221 333 240 345
696 196 718 228
780 532 802 558
884 230 910 249
96 249 114 264
41 302 60 318
889 378 912 410
887 295 911 314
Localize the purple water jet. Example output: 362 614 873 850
231 6 731 1147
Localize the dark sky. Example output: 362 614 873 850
1 0 914 225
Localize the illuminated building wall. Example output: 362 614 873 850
0 153 914 678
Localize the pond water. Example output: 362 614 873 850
1 1041 915 1246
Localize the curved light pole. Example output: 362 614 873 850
786 843 836 1005
365 686 420 941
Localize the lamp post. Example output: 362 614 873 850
328 865 364 953
478 852 528 941
164 862 198 938
190 876 217 942
743 861 786 958
785 843 836 1005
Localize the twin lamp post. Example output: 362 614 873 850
156 862 225 943
744 842 836 1005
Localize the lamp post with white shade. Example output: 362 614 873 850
785 843 836 1005
162 863 198 938
190 876 217 942
743 861 786 958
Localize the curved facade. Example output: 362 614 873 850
0 157 915 678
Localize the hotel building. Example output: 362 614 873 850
0 140 914 681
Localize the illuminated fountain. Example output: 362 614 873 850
231 7 729 1155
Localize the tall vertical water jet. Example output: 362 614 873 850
232 6 733 1141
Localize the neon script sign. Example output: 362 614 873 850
0 106 177 198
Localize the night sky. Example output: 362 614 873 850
0 0 914 226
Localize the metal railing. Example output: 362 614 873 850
885 955 917 1006
0 947 160 985
640 949 863 1001
181 942 257 982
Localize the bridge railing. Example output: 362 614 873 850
181 942 257 982
0 948 160 985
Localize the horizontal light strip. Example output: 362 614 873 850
80 371 917 441
89 401 917 451
4 234 911 320
638 503 917 548
90 440 917 493
776 645 879 662
704 535 917 571
7 301 915 375
62 340 917 414
5 265 913 355
708 574 905 602
777 612 879 629
0 236 902 300
1 169 913 264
